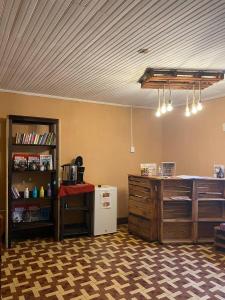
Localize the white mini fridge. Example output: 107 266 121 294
94 185 117 236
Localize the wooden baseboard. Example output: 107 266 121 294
117 217 128 225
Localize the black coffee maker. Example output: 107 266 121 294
74 156 85 184
61 156 85 185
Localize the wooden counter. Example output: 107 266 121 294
128 175 225 244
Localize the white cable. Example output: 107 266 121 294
130 105 134 148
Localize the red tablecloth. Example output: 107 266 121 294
59 183 95 198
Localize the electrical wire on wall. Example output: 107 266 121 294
130 105 135 153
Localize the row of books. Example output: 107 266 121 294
13 154 53 171
15 132 56 145
12 205 50 223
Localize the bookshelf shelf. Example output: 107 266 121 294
6 115 59 248
198 218 225 222
163 218 192 222
12 143 56 148
12 198 52 207
12 170 57 174
12 221 54 231
63 224 89 237
198 198 225 201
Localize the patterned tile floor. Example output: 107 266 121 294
1 226 225 300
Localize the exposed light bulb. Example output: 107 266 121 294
185 107 191 117
155 108 161 117
197 101 203 111
161 103 167 114
192 103 197 114
161 84 167 114
167 102 173 112
167 84 173 111
185 95 191 117
155 89 161 117
185 110 191 117
192 85 197 114
197 83 203 111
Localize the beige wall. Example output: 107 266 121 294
2 91 224 226
162 97 225 176
0 92 162 223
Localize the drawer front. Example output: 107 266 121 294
128 176 152 188
129 196 152 219
128 214 152 241
129 184 151 199
128 214 158 241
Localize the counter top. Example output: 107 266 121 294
129 174 225 181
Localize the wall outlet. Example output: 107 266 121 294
223 123 225 131
130 146 135 153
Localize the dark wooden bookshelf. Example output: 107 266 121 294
6 115 59 248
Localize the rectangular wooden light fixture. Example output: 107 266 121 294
139 68 224 90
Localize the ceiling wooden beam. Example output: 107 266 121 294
139 68 224 90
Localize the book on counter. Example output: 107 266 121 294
15 132 56 145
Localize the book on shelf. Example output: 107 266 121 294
220 223 225 231
13 154 28 171
29 206 40 222
12 206 25 223
15 132 56 145
12 205 50 223
11 185 21 199
28 154 40 171
12 153 53 171
40 154 53 171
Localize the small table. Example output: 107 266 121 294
59 183 94 240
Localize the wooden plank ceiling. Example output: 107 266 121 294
0 0 225 107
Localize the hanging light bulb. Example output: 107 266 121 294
155 89 161 117
167 82 173 112
191 85 197 114
185 95 191 117
197 81 203 111
161 84 167 114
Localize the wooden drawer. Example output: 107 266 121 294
129 196 152 219
196 180 225 199
162 222 192 242
129 184 151 199
128 176 152 189
128 214 157 241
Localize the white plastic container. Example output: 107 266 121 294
94 185 117 236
